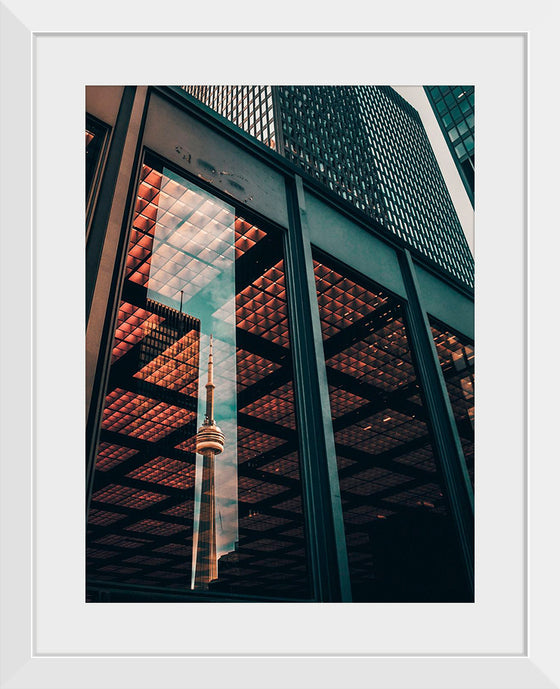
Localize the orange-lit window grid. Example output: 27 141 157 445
153 542 191 556
327 332 415 392
328 386 369 418
95 442 138 472
174 434 197 454
314 261 390 335
133 330 199 394
238 476 290 504
111 303 165 363
260 451 300 479
236 349 280 391
87 508 127 526
102 388 194 442
234 218 267 258
431 324 474 483
239 513 292 531
432 327 474 409
237 427 286 463
316 282 377 330
313 255 456 583
335 421 423 455
161 502 194 520
125 519 189 536
126 456 196 490
90 159 312 597
334 411 427 453
94 534 151 549
126 166 240 298
92 484 167 510
240 382 296 429
236 261 289 347
392 446 437 472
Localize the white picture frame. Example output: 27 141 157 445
1 2 557 687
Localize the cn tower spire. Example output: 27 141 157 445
193 335 225 590
205 334 215 423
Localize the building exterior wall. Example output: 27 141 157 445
183 85 474 288
424 85 475 206
86 85 474 603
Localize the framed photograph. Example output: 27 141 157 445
1 2 556 687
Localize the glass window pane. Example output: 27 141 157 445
87 158 311 600
86 116 109 203
455 142 467 158
431 321 474 486
313 253 470 602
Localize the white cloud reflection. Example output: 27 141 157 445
145 169 239 589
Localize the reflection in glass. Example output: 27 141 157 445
313 254 470 602
87 159 310 600
86 117 108 202
431 322 474 486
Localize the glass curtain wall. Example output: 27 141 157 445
86 155 311 600
312 251 470 602
86 116 108 203
431 320 474 486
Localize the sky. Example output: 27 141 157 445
393 86 474 256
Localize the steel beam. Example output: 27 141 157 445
399 249 474 599
283 174 352 602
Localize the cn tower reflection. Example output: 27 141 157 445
193 336 225 589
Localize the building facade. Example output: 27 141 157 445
85 86 474 603
424 86 475 206
184 85 474 287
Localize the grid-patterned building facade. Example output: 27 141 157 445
182 85 474 288
85 85 475 604
186 85 277 150
424 86 475 206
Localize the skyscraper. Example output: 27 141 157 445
183 85 474 288
424 86 475 206
193 336 225 589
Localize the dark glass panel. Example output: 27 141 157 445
87 158 310 600
313 253 470 602
431 321 474 487
86 116 109 202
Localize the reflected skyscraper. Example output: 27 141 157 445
193 336 225 589
424 86 475 206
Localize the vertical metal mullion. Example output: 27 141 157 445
270 86 285 156
284 174 351 602
86 86 136 323
399 248 474 598
85 89 150 519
